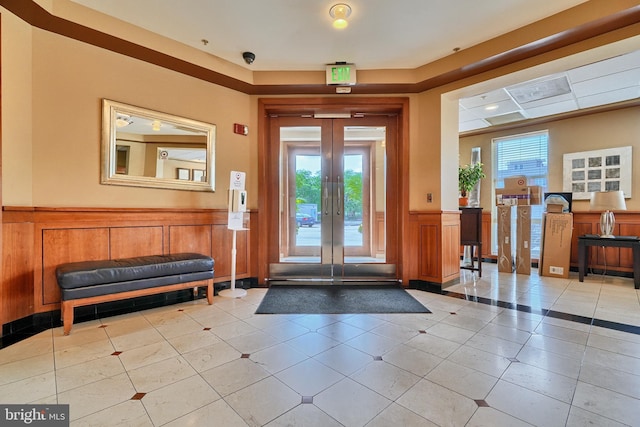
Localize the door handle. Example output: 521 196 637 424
336 175 342 216
324 176 329 215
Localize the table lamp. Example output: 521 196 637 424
589 190 626 238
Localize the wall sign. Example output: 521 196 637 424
326 64 357 85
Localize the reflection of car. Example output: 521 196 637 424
296 213 315 227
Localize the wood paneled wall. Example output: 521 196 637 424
2 207 253 326
407 210 640 286
407 211 461 284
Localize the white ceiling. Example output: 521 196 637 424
459 49 640 132
70 0 639 131
70 0 589 71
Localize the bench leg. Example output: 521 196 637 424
192 282 214 304
206 281 214 305
62 301 74 335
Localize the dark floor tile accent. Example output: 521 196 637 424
1 312 58 349
131 393 146 400
373 356 383 361
450 312 457 315
99 325 108 328
418 330 427 334
301 396 313 404
474 400 490 407
422 289 640 336
592 318 640 335
1 289 208 349
111 351 122 356
545 310 593 326
241 354 250 359
203 327 211 331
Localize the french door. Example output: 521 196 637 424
269 115 396 281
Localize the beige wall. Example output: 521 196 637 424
2 1 639 213
1 11 33 206
459 106 640 212
2 11 255 209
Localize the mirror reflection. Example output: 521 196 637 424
101 99 216 191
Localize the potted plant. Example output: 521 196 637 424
458 162 485 206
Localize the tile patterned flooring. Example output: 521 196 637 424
1 263 639 426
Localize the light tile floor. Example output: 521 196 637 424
1 264 639 426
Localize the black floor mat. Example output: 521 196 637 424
255 284 430 314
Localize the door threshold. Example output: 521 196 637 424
267 278 401 286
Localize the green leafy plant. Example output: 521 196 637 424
458 163 485 197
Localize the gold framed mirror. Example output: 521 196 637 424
101 99 216 191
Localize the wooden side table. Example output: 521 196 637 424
460 207 482 277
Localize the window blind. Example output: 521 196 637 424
492 131 549 258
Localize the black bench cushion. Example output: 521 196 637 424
56 253 214 290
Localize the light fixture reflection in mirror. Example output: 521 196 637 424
101 99 216 192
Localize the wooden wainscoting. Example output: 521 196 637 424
2 207 254 325
407 211 460 284
571 211 640 274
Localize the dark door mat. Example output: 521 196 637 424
255 285 430 314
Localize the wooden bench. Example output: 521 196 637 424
55 253 214 335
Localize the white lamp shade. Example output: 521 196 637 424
589 190 626 211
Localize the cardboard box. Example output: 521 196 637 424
515 206 531 275
528 185 542 205
547 203 564 213
504 176 527 188
496 187 530 206
497 206 513 272
539 213 573 278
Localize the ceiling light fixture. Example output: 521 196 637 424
329 3 351 29
151 120 162 131
115 114 132 127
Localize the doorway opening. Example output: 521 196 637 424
257 98 408 284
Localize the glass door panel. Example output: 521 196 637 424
271 117 393 281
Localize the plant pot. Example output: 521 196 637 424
459 197 469 207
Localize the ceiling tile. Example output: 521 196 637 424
467 98 521 119
459 89 510 109
460 49 640 132
459 109 481 122
576 87 640 109
567 49 640 82
571 67 640 97
459 120 489 132
524 100 579 118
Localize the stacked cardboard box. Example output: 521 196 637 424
515 205 531 275
495 176 542 206
497 206 513 273
495 177 538 275
539 212 573 278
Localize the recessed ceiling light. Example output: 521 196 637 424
485 105 499 111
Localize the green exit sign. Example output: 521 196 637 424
326 64 357 85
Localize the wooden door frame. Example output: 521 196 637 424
257 97 409 284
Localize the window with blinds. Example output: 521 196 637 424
491 131 549 258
